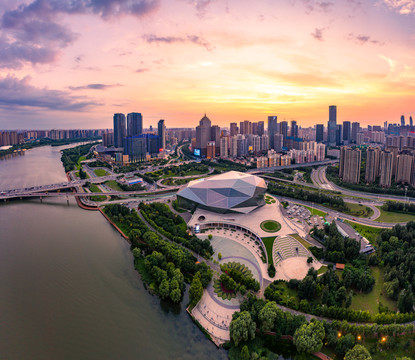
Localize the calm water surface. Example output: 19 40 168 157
0 145 226 360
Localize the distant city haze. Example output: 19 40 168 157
0 0 414 129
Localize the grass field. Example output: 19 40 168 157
345 202 374 218
105 180 123 191
260 220 281 233
303 206 327 218
88 183 107 201
375 207 415 223
93 168 109 177
350 267 397 315
289 233 313 250
344 220 384 245
262 236 276 266
76 156 86 170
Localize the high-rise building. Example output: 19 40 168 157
257 121 265 136
195 114 211 156
411 116 414 127
211 125 221 154
274 133 284 152
220 137 229 157
102 131 114 147
336 125 343 146
339 146 361 184
365 147 381 184
261 134 269 151
316 143 325 161
158 119 166 151
328 105 337 145
123 136 146 163
351 122 360 142
230 123 239 136
240 120 252 135
401 115 405 126
379 151 393 188
113 113 126 148
127 113 143 137
252 135 261 153
316 124 324 142
230 136 238 157
343 121 351 142
279 121 288 147
207 141 216 159
236 134 248 157
396 153 413 184
268 116 278 149
290 120 298 138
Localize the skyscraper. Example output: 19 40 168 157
336 125 343 146
220 137 228 157
279 121 288 142
343 121 351 143
257 121 265 136
127 112 143 137
316 124 324 142
401 115 405 126
158 119 166 151
113 113 126 148
230 123 239 136
290 120 298 138
195 114 211 156
268 116 278 149
351 122 360 143
339 146 361 184
123 136 146 163
379 151 393 188
274 133 284 152
240 120 252 135
411 116 413 127
328 105 337 145
365 147 380 184
396 153 413 184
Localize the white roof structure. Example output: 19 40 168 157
177 171 267 214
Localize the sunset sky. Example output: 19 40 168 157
0 0 414 129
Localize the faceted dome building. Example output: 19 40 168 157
176 171 267 214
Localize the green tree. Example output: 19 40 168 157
159 279 170 300
336 333 356 356
240 345 250 360
258 301 281 333
229 311 256 346
170 288 181 303
189 273 204 306
344 344 372 360
335 286 348 307
132 247 141 258
293 321 325 354
398 286 414 313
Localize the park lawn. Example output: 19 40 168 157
260 220 281 233
262 236 276 266
88 183 106 201
375 207 415 223
317 265 328 275
345 202 374 218
350 267 397 315
363 335 415 360
303 206 327 218
105 180 123 191
93 168 109 177
289 233 312 250
76 155 86 170
344 220 384 245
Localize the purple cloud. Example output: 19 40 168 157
348 33 383 45
0 75 100 111
143 34 213 51
311 28 325 41
69 83 123 90
0 0 160 68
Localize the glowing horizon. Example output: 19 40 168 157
0 0 414 130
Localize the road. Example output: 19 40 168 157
313 165 415 204
276 196 402 228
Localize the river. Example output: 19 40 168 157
0 145 227 360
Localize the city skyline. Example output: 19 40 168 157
0 0 414 129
